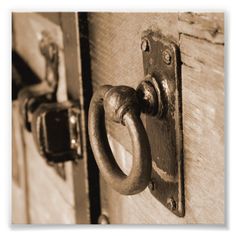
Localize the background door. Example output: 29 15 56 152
12 12 100 224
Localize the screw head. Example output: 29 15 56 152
162 49 171 64
167 197 176 211
141 39 150 52
148 180 155 191
70 115 77 124
98 214 109 224
71 139 77 149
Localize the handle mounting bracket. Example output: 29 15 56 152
141 31 185 217
31 101 82 164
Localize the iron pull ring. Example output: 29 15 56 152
88 85 152 195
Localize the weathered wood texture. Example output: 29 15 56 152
23 130 75 224
179 13 224 224
13 13 67 103
60 13 98 224
12 101 29 223
88 12 224 223
12 13 75 223
88 13 179 154
178 13 224 44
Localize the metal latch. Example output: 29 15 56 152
31 101 82 163
18 31 59 132
88 30 184 217
17 31 82 165
141 31 184 217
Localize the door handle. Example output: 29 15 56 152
88 78 164 195
88 31 185 216
18 31 82 164
31 101 82 164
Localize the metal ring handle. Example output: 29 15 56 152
88 85 152 195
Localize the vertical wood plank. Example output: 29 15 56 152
60 12 101 224
12 13 75 224
12 101 29 223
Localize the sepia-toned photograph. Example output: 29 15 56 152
12 12 224 224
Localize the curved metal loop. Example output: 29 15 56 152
88 85 152 195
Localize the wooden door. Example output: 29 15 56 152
87 12 224 224
12 12 224 224
12 12 100 224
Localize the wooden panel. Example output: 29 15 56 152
180 31 224 223
178 12 224 44
13 13 67 102
60 12 100 224
38 13 61 25
12 13 75 224
12 101 29 224
88 13 224 224
23 130 75 224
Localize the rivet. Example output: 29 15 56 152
148 180 155 191
167 197 176 211
70 115 77 124
98 214 109 224
71 139 77 149
141 39 150 52
162 49 171 64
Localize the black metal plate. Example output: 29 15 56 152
141 31 184 217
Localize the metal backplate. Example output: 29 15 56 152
141 31 184 217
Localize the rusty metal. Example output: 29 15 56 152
88 85 152 195
88 31 184 217
31 101 82 163
162 49 172 65
136 75 164 117
141 31 184 217
141 38 150 52
39 31 59 91
148 179 155 191
167 197 177 211
18 31 59 132
18 86 55 131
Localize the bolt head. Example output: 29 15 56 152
167 197 176 211
141 39 150 52
162 50 171 65
70 115 77 124
71 139 77 149
148 180 155 191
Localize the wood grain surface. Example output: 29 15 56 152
88 12 224 224
12 12 225 224
12 101 29 223
23 130 75 224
